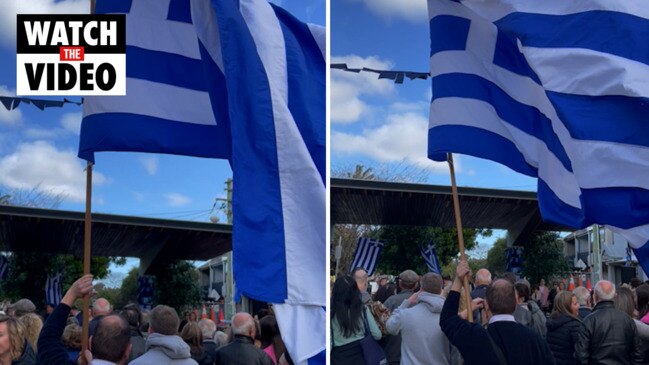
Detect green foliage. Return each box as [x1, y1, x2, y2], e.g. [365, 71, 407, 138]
[521, 232, 570, 286]
[0, 253, 125, 309]
[486, 238, 508, 275]
[116, 267, 139, 308]
[152, 261, 201, 314]
[376, 226, 489, 275]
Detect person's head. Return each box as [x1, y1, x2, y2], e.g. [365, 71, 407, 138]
[45, 303, 55, 314]
[352, 267, 369, 293]
[92, 298, 112, 317]
[378, 276, 388, 286]
[18, 313, 42, 352]
[485, 279, 516, 315]
[8, 299, 36, 317]
[259, 315, 286, 359]
[231, 312, 256, 339]
[62, 323, 82, 350]
[593, 280, 615, 304]
[121, 304, 141, 328]
[0, 315, 26, 362]
[636, 284, 649, 318]
[198, 318, 216, 340]
[552, 291, 579, 318]
[558, 282, 565, 291]
[514, 282, 530, 304]
[180, 321, 203, 355]
[331, 276, 362, 337]
[614, 286, 636, 318]
[149, 305, 180, 336]
[540, 278, 546, 286]
[630, 278, 643, 289]
[420, 273, 443, 295]
[573, 286, 591, 308]
[475, 269, 492, 287]
[214, 330, 229, 347]
[399, 270, 420, 291]
[496, 272, 516, 285]
[90, 315, 131, 364]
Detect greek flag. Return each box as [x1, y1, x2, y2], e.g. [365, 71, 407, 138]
[350, 237, 384, 276]
[427, 1, 649, 274]
[420, 242, 441, 274]
[137, 276, 155, 311]
[45, 273, 62, 306]
[0, 255, 8, 280]
[79, 1, 325, 364]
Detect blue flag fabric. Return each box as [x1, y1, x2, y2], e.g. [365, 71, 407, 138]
[0, 255, 8, 280]
[420, 241, 441, 274]
[137, 276, 155, 311]
[427, 0, 649, 274]
[350, 237, 384, 276]
[80, 1, 325, 363]
[45, 273, 62, 306]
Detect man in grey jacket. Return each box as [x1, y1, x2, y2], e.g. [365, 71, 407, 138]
[130, 305, 197, 365]
[386, 272, 450, 365]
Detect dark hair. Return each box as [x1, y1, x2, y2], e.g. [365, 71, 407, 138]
[420, 273, 443, 295]
[259, 315, 286, 360]
[615, 286, 636, 318]
[92, 315, 130, 363]
[486, 279, 516, 315]
[121, 304, 141, 328]
[637, 284, 649, 319]
[496, 272, 516, 284]
[331, 276, 362, 337]
[180, 321, 203, 356]
[515, 282, 530, 302]
[150, 305, 180, 335]
[630, 278, 643, 289]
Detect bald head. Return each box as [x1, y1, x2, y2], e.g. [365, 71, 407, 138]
[93, 298, 111, 317]
[232, 312, 256, 339]
[475, 269, 492, 286]
[594, 280, 615, 303]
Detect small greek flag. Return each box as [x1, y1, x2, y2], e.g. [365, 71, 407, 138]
[420, 242, 441, 274]
[350, 237, 384, 276]
[45, 273, 62, 306]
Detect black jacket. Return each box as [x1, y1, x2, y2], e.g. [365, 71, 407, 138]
[546, 313, 581, 365]
[440, 290, 555, 365]
[12, 341, 36, 365]
[575, 300, 643, 365]
[214, 335, 272, 365]
[577, 307, 591, 320]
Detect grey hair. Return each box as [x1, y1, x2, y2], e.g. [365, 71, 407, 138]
[573, 286, 590, 306]
[231, 315, 255, 336]
[594, 280, 615, 301]
[198, 318, 216, 339]
[475, 269, 492, 285]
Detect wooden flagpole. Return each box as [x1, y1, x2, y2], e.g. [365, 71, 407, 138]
[447, 153, 473, 322]
[81, 162, 93, 354]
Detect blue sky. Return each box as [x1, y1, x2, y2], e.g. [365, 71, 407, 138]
[330, 0, 538, 251]
[0, 0, 324, 285]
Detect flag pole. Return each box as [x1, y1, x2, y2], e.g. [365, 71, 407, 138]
[447, 153, 473, 322]
[81, 162, 93, 354]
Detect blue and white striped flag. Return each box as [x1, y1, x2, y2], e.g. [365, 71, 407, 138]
[420, 241, 441, 274]
[79, 1, 325, 364]
[427, 0, 649, 274]
[0, 255, 8, 280]
[350, 237, 384, 276]
[45, 273, 62, 306]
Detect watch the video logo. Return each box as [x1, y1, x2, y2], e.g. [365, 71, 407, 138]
[17, 14, 126, 96]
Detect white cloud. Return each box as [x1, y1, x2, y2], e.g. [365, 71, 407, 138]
[332, 110, 448, 172]
[0, 141, 106, 202]
[331, 55, 394, 124]
[164, 193, 191, 207]
[23, 128, 60, 139]
[351, 0, 428, 23]
[60, 112, 82, 134]
[139, 156, 158, 176]
[0, 86, 23, 126]
[132, 192, 145, 203]
[0, 0, 88, 49]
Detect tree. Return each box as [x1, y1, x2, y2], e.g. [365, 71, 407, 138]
[375, 226, 490, 275]
[152, 260, 201, 314]
[521, 231, 570, 287]
[117, 267, 139, 308]
[486, 238, 508, 275]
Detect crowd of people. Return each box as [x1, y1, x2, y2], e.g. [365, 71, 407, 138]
[331, 262, 649, 365]
[0, 274, 293, 365]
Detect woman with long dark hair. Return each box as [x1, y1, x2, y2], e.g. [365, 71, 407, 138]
[546, 291, 581, 365]
[259, 315, 285, 364]
[330, 276, 381, 365]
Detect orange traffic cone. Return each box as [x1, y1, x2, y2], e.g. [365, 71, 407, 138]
[577, 275, 583, 287]
[201, 304, 208, 319]
[218, 307, 225, 325]
[194, 308, 198, 320]
[567, 275, 575, 291]
[586, 277, 592, 290]
[210, 307, 215, 322]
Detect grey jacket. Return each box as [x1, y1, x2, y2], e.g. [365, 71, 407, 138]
[386, 292, 450, 365]
[130, 333, 198, 365]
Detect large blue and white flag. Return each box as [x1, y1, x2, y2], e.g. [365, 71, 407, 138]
[420, 241, 441, 274]
[350, 237, 384, 276]
[45, 273, 62, 306]
[79, 1, 325, 364]
[427, 0, 649, 274]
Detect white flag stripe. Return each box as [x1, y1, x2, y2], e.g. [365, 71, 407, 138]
[191, 0, 225, 71]
[129, 0, 171, 18]
[611, 224, 649, 249]
[456, 0, 649, 22]
[522, 46, 649, 98]
[430, 97, 582, 208]
[126, 14, 201, 60]
[307, 23, 326, 60]
[83, 78, 217, 126]
[350, 238, 384, 276]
